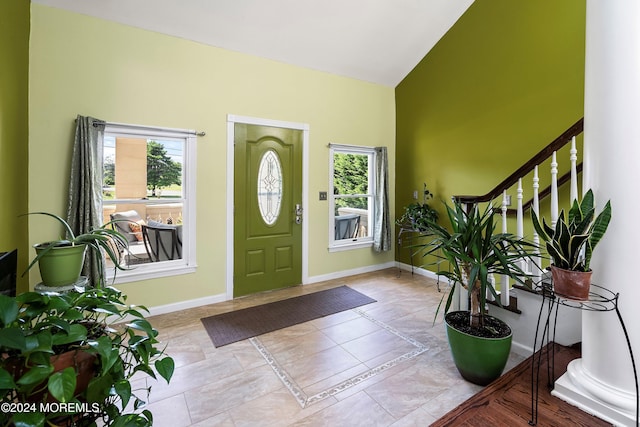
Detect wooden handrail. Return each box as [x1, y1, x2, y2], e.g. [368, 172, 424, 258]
[453, 118, 584, 204]
[506, 162, 583, 215]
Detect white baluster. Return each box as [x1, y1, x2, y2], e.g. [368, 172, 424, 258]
[501, 192, 508, 233]
[532, 166, 542, 283]
[516, 179, 526, 292]
[487, 274, 496, 302]
[570, 136, 578, 204]
[533, 166, 540, 219]
[517, 178, 524, 239]
[458, 203, 470, 312]
[550, 151, 559, 226]
[501, 191, 509, 306]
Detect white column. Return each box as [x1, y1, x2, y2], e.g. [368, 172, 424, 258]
[552, 1, 640, 425]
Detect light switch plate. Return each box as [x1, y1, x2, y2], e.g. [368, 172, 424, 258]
[319, 191, 327, 201]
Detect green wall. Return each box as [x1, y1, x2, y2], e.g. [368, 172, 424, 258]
[0, 0, 30, 294]
[28, 5, 396, 306]
[395, 0, 586, 265]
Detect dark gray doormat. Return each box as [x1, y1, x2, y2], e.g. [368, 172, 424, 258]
[201, 286, 376, 347]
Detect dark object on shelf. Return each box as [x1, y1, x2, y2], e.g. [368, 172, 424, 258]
[0, 249, 17, 297]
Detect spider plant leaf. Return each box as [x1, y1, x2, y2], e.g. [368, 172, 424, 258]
[21, 243, 57, 277]
[22, 212, 76, 240]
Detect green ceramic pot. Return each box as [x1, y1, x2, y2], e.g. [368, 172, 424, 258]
[35, 243, 87, 286]
[445, 311, 513, 386]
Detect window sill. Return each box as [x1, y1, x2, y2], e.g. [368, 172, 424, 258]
[106, 263, 197, 285]
[328, 240, 373, 252]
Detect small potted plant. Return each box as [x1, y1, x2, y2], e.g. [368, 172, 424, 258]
[22, 212, 128, 287]
[418, 201, 538, 385]
[531, 189, 612, 300]
[397, 183, 439, 232]
[0, 286, 175, 426]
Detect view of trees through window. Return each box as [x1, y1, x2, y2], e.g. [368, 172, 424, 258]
[333, 152, 369, 212]
[146, 141, 182, 197]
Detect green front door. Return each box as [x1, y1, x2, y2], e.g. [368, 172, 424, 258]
[234, 123, 302, 297]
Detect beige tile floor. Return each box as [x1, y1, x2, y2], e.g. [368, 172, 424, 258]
[138, 268, 524, 426]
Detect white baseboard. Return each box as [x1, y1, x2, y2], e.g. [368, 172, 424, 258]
[395, 261, 442, 281]
[510, 340, 534, 357]
[146, 293, 227, 317]
[142, 263, 398, 318]
[306, 261, 397, 284]
[133, 262, 400, 320]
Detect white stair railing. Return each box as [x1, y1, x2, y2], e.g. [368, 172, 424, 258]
[503, 138, 581, 294]
[454, 118, 584, 308]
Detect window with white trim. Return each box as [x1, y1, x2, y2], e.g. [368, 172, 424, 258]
[329, 145, 375, 251]
[102, 124, 197, 283]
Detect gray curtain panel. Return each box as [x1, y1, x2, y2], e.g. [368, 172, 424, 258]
[66, 115, 106, 286]
[373, 146, 391, 252]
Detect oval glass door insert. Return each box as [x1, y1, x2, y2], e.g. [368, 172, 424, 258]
[257, 150, 283, 225]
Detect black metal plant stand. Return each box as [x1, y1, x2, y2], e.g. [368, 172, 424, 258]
[529, 283, 638, 427]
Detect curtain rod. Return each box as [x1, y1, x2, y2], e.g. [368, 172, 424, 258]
[327, 142, 379, 151]
[83, 119, 206, 137]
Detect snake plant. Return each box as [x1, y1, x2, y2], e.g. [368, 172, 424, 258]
[531, 189, 611, 272]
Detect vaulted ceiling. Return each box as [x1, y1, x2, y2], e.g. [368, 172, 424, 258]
[32, 0, 474, 87]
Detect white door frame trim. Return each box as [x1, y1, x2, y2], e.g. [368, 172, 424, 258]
[226, 114, 310, 300]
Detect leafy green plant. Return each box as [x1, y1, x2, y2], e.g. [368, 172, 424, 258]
[531, 189, 611, 272]
[397, 183, 439, 232]
[22, 212, 129, 283]
[419, 201, 538, 331]
[0, 287, 175, 427]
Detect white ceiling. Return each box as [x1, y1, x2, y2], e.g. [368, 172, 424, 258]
[32, 0, 474, 87]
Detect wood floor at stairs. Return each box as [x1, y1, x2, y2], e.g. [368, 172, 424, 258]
[431, 343, 612, 427]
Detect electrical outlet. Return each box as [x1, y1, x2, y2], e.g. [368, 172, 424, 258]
[413, 190, 418, 200]
[319, 191, 327, 201]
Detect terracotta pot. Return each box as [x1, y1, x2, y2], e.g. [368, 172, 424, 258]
[550, 265, 592, 300]
[5, 349, 97, 402]
[49, 350, 97, 400]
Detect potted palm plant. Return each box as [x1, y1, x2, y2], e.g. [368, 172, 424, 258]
[0, 286, 175, 427]
[531, 189, 612, 300]
[22, 212, 128, 288]
[419, 201, 538, 385]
